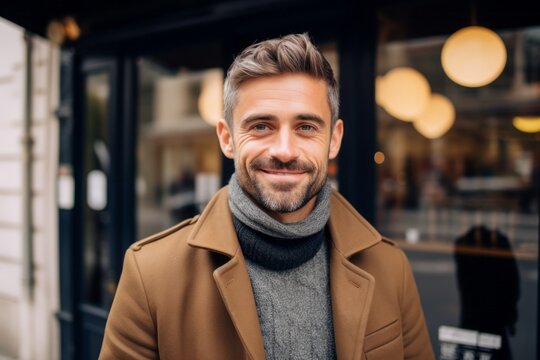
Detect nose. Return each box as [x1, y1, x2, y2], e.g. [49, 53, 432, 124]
[268, 128, 299, 163]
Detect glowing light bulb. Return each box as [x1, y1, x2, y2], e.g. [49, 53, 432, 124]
[413, 94, 455, 139]
[512, 116, 540, 133]
[198, 69, 223, 126]
[378, 67, 431, 121]
[374, 151, 386, 164]
[442, 26, 506, 87]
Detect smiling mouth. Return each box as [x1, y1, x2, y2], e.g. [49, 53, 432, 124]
[250, 158, 313, 178]
[260, 169, 306, 175]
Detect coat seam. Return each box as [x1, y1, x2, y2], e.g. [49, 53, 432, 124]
[365, 318, 399, 338]
[399, 249, 406, 317]
[130, 249, 158, 336]
[351, 262, 375, 360]
[365, 332, 402, 354]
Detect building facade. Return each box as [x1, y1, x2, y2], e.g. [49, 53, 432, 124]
[0, 18, 60, 360]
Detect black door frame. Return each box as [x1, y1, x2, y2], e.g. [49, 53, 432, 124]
[78, 57, 119, 360]
[58, 51, 139, 359]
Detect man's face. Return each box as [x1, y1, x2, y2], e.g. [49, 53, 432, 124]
[217, 73, 343, 222]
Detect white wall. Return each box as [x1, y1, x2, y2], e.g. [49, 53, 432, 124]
[0, 18, 60, 360]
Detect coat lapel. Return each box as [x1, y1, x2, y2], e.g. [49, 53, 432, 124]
[188, 187, 383, 360]
[213, 254, 266, 360]
[328, 191, 381, 359]
[329, 246, 375, 359]
[187, 188, 266, 360]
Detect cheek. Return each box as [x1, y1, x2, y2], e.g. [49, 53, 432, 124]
[236, 139, 268, 159]
[304, 142, 330, 163]
[234, 144, 262, 168]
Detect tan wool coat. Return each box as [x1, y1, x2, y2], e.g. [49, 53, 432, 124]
[99, 187, 435, 360]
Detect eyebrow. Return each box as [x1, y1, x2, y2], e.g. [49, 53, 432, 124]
[297, 114, 326, 127]
[240, 114, 276, 126]
[240, 113, 327, 127]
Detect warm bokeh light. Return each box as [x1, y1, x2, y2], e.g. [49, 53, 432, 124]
[441, 26, 506, 87]
[46, 20, 65, 44]
[63, 16, 81, 41]
[198, 69, 223, 126]
[328, 161, 338, 176]
[47, 16, 81, 43]
[375, 75, 387, 108]
[413, 94, 455, 139]
[378, 67, 431, 121]
[374, 151, 386, 164]
[512, 116, 540, 133]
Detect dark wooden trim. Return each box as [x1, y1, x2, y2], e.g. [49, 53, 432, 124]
[337, 3, 377, 224]
[120, 56, 137, 257]
[58, 47, 82, 360]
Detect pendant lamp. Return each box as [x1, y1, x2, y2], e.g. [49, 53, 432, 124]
[513, 116, 540, 133]
[413, 94, 455, 139]
[198, 69, 223, 126]
[377, 67, 431, 121]
[441, 26, 506, 87]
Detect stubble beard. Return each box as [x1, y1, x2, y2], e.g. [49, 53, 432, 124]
[235, 157, 327, 214]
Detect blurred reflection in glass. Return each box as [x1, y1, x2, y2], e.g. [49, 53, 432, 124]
[137, 57, 223, 239]
[83, 73, 113, 307]
[454, 226, 520, 359]
[376, 17, 539, 359]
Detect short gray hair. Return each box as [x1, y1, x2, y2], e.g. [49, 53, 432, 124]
[223, 33, 339, 126]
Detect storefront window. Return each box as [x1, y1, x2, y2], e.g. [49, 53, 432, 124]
[376, 17, 539, 360]
[83, 72, 112, 307]
[136, 52, 223, 239]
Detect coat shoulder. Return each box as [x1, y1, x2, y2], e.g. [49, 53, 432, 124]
[381, 236, 397, 247]
[358, 236, 406, 267]
[130, 215, 200, 252]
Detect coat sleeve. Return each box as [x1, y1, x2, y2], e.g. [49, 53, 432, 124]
[99, 249, 158, 359]
[399, 250, 435, 360]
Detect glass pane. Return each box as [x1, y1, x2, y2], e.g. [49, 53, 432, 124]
[136, 57, 223, 239]
[83, 72, 113, 307]
[376, 17, 539, 360]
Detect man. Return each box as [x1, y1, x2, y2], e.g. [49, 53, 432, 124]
[100, 33, 434, 359]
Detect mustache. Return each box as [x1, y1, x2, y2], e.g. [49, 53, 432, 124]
[250, 158, 314, 172]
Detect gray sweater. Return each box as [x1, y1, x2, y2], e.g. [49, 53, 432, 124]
[245, 240, 336, 360]
[233, 217, 336, 360]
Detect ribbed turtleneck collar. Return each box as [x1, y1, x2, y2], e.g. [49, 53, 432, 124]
[233, 216, 326, 270]
[227, 173, 331, 270]
[227, 173, 331, 239]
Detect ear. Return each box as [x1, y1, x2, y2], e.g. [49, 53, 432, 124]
[216, 119, 234, 159]
[329, 119, 344, 160]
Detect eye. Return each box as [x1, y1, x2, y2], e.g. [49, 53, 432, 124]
[250, 122, 273, 133]
[298, 124, 316, 132]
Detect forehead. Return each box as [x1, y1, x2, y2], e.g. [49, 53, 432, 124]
[232, 73, 331, 122]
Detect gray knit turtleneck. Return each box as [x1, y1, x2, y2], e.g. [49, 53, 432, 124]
[228, 173, 331, 239]
[228, 174, 336, 360]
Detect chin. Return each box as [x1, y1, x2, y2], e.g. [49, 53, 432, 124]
[258, 189, 312, 213]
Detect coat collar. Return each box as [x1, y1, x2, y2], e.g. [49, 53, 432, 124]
[326, 191, 381, 359]
[187, 186, 382, 359]
[327, 190, 382, 257]
[187, 187, 239, 257]
[187, 186, 382, 258]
